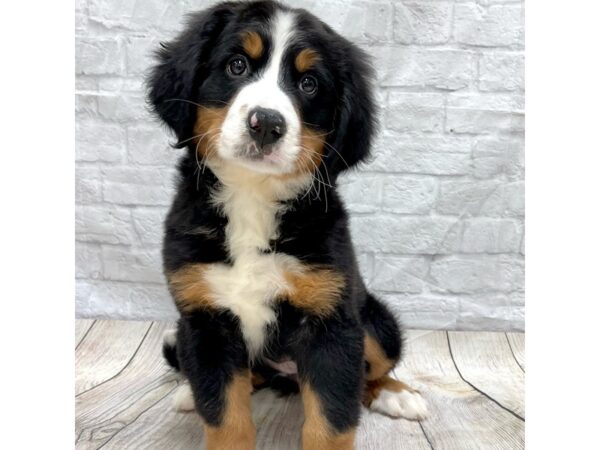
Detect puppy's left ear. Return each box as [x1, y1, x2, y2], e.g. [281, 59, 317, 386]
[325, 43, 377, 176]
[146, 4, 236, 147]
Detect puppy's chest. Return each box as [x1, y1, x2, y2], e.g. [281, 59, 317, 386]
[204, 182, 299, 354]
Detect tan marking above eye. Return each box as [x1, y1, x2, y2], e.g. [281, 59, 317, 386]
[295, 48, 320, 72]
[241, 31, 264, 59]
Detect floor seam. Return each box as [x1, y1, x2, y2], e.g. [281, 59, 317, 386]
[446, 331, 525, 422]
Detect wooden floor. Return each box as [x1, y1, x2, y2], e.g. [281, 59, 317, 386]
[75, 320, 525, 449]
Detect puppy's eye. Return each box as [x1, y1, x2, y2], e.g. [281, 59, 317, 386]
[227, 56, 249, 77]
[299, 75, 318, 95]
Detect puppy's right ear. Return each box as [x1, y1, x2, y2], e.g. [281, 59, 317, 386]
[147, 3, 236, 147]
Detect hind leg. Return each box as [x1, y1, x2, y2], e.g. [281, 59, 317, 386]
[361, 294, 428, 420]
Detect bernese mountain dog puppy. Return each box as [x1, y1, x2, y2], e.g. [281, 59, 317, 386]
[147, 1, 427, 448]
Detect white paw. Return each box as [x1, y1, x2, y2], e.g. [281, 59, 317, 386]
[172, 383, 195, 412]
[370, 389, 428, 420]
[163, 329, 177, 347]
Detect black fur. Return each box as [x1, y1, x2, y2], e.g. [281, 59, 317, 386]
[147, 0, 401, 437]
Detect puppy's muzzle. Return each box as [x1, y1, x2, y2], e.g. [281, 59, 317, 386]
[247, 107, 287, 153]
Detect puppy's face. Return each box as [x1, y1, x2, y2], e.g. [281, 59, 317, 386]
[149, 1, 375, 178]
[197, 12, 335, 175]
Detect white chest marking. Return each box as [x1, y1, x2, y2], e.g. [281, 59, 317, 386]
[204, 164, 310, 356]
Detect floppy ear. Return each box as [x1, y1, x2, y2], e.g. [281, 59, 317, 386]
[147, 4, 236, 147]
[325, 43, 377, 176]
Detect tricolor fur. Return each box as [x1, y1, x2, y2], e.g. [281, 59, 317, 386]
[148, 1, 427, 448]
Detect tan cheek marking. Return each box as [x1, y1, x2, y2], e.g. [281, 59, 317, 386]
[295, 48, 320, 72]
[167, 264, 216, 312]
[193, 106, 228, 160]
[205, 371, 256, 450]
[364, 334, 395, 381]
[283, 267, 344, 317]
[275, 126, 326, 182]
[241, 31, 263, 59]
[301, 384, 356, 450]
[363, 375, 417, 407]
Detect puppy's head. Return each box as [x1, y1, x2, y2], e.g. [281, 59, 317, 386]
[148, 0, 376, 179]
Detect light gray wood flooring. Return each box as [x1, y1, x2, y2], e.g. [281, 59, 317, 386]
[75, 320, 525, 449]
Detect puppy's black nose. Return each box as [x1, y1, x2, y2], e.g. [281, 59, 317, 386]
[247, 107, 286, 147]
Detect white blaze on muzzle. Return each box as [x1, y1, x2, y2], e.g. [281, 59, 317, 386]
[217, 11, 301, 175]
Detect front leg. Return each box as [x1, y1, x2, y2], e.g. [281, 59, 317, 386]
[177, 311, 256, 450]
[296, 314, 364, 450]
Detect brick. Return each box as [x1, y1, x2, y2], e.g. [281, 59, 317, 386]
[288, 0, 393, 43]
[75, 205, 133, 244]
[381, 293, 461, 330]
[76, 120, 126, 163]
[438, 180, 524, 217]
[350, 215, 461, 254]
[381, 176, 437, 214]
[386, 92, 445, 133]
[430, 255, 524, 293]
[371, 256, 429, 293]
[97, 77, 144, 93]
[373, 47, 476, 90]
[76, 280, 178, 320]
[394, 2, 453, 44]
[338, 173, 382, 213]
[472, 137, 524, 180]
[75, 0, 88, 33]
[479, 52, 525, 91]
[368, 134, 472, 175]
[76, 166, 102, 205]
[132, 208, 166, 245]
[75, 37, 123, 75]
[76, 77, 97, 91]
[97, 93, 150, 122]
[75, 94, 98, 117]
[458, 292, 525, 331]
[454, 4, 524, 47]
[460, 218, 523, 253]
[76, 242, 103, 280]
[89, 0, 189, 32]
[446, 93, 524, 134]
[127, 125, 180, 166]
[437, 180, 500, 215]
[102, 167, 176, 206]
[479, 181, 524, 216]
[125, 36, 158, 75]
[102, 245, 163, 283]
[342, 1, 394, 43]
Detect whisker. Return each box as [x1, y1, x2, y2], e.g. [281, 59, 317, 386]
[321, 140, 350, 169]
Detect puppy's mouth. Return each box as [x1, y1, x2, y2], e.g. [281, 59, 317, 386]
[240, 142, 283, 163]
[229, 139, 295, 174]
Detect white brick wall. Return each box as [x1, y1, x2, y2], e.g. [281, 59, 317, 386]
[75, 0, 525, 331]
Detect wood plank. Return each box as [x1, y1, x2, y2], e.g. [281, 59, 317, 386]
[75, 319, 95, 348]
[399, 330, 524, 450]
[506, 332, 525, 371]
[75, 321, 178, 449]
[99, 386, 305, 449]
[75, 320, 151, 396]
[99, 371, 431, 449]
[448, 331, 525, 419]
[74, 323, 526, 449]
